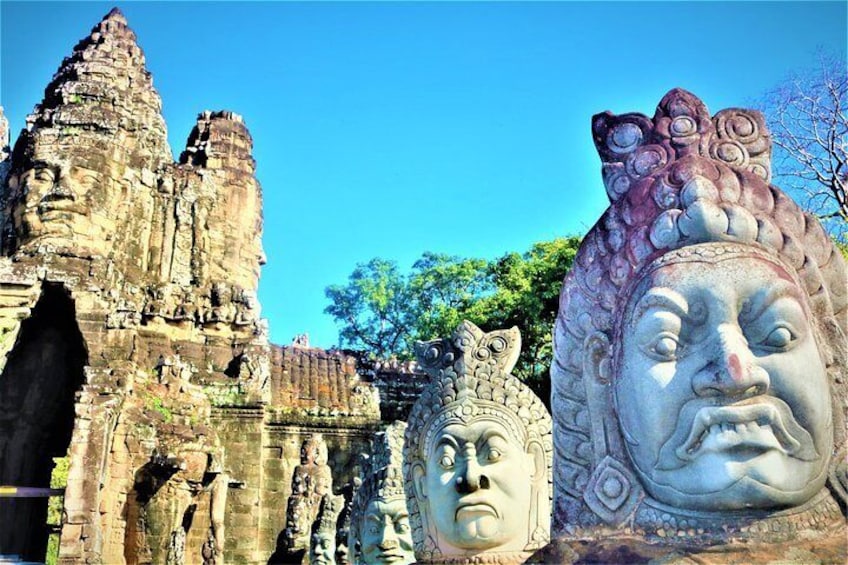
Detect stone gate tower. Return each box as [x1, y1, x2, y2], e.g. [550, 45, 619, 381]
[0, 8, 425, 564]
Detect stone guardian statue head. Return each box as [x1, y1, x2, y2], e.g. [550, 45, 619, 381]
[404, 321, 553, 564]
[312, 493, 345, 565]
[349, 421, 414, 565]
[551, 88, 847, 541]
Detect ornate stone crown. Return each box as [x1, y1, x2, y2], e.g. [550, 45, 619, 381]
[313, 493, 344, 539]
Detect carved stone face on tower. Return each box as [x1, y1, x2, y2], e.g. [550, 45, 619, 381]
[3, 8, 169, 264]
[616, 248, 832, 510]
[404, 322, 552, 563]
[550, 88, 847, 541]
[10, 145, 128, 258]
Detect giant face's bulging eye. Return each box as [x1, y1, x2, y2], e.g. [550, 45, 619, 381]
[33, 168, 55, 183]
[434, 442, 457, 470]
[643, 332, 680, 361]
[655, 336, 678, 357]
[395, 518, 410, 534]
[761, 325, 796, 350]
[746, 295, 808, 353]
[439, 454, 455, 470]
[76, 172, 99, 190]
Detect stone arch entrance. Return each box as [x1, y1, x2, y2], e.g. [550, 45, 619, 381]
[0, 283, 88, 561]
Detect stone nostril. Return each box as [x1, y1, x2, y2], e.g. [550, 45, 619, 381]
[702, 386, 723, 398]
[479, 475, 490, 489]
[456, 473, 480, 493]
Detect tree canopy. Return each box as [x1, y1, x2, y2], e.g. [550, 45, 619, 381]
[324, 236, 581, 402]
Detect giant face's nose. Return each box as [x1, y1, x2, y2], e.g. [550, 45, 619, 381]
[42, 168, 76, 202]
[377, 520, 400, 550]
[455, 456, 490, 494]
[692, 323, 770, 398]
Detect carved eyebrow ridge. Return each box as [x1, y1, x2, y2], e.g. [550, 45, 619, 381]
[436, 435, 459, 450]
[632, 288, 689, 321]
[475, 430, 509, 453]
[740, 281, 805, 324]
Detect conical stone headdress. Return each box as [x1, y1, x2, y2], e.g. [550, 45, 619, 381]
[13, 7, 171, 171]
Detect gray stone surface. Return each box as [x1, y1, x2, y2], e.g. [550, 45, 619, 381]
[311, 493, 345, 565]
[282, 434, 334, 558]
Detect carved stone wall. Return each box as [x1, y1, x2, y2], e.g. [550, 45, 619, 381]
[272, 346, 380, 418]
[262, 419, 380, 561]
[361, 358, 428, 422]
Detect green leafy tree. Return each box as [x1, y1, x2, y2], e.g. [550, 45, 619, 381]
[409, 252, 492, 345]
[324, 258, 415, 358]
[467, 237, 581, 400]
[325, 237, 582, 404]
[324, 255, 492, 358]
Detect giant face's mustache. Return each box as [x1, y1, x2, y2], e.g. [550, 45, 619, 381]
[655, 396, 819, 471]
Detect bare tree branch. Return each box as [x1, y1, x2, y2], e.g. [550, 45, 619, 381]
[757, 50, 848, 239]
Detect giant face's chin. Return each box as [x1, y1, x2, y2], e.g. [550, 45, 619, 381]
[453, 503, 501, 545]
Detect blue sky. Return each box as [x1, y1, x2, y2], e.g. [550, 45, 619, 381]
[2, 1, 846, 349]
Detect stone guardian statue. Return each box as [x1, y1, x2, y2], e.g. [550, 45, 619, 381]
[311, 493, 345, 565]
[283, 434, 334, 559]
[349, 421, 414, 565]
[542, 89, 847, 562]
[403, 321, 553, 564]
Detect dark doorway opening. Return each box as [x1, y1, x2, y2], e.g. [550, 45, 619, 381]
[0, 283, 88, 561]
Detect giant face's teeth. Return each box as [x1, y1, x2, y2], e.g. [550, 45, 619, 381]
[688, 431, 707, 454]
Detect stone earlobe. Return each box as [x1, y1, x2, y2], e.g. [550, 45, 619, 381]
[412, 463, 427, 500]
